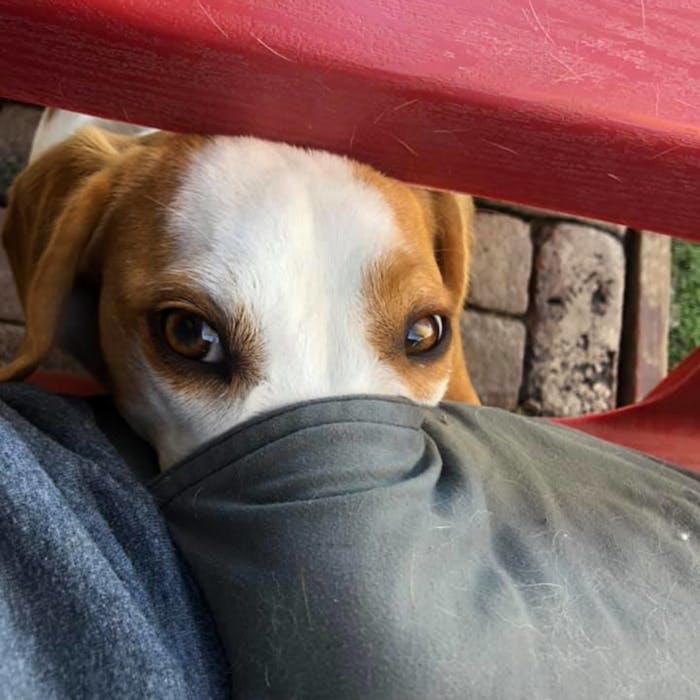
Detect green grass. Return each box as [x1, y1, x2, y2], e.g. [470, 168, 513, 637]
[669, 239, 700, 368]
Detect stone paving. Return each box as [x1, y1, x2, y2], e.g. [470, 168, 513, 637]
[462, 207, 627, 415]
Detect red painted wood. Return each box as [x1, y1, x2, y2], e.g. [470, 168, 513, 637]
[1, 0, 700, 241]
[554, 345, 700, 473]
[25, 370, 106, 397]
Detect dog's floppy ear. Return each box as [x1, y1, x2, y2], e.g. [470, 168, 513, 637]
[424, 189, 474, 305]
[0, 128, 133, 381]
[418, 189, 480, 404]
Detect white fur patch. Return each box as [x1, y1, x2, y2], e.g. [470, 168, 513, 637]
[144, 137, 413, 465]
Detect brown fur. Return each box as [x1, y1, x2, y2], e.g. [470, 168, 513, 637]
[0, 129, 479, 422]
[0, 128, 208, 390]
[354, 164, 480, 404]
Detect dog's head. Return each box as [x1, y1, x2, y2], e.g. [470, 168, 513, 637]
[1, 128, 478, 466]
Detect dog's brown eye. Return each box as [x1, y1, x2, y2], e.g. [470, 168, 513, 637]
[161, 309, 224, 363]
[405, 315, 446, 355]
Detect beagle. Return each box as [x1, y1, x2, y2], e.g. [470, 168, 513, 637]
[0, 109, 479, 468]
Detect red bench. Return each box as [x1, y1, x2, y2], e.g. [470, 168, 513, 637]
[1, 0, 698, 469]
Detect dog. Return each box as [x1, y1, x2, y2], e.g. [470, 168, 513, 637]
[0, 108, 479, 468]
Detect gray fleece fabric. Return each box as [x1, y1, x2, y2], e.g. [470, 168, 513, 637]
[1, 385, 700, 699]
[0, 383, 227, 699]
[153, 396, 700, 700]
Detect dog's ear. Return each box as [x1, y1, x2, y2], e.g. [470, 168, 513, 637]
[422, 189, 474, 305]
[0, 127, 134, 381]
[417, 189, 480, 404]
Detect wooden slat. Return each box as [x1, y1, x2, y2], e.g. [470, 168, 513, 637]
[1, 0, 700, 241]
[618, 230, 672, 405]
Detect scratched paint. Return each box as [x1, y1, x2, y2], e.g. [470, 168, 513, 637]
[1, 0, 700, 240]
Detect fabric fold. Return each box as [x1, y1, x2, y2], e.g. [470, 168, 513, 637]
[152, 396, 700, 699]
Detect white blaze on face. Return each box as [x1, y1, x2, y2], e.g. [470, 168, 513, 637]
[151, 137, 409, 462]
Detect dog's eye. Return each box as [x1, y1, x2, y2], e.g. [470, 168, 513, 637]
[405, 315, 447, 355]
[161, 310, 225, 363]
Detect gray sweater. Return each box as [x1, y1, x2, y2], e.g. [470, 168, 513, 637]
[1, 385, 699, 699]
[0, 383, 227, 699]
